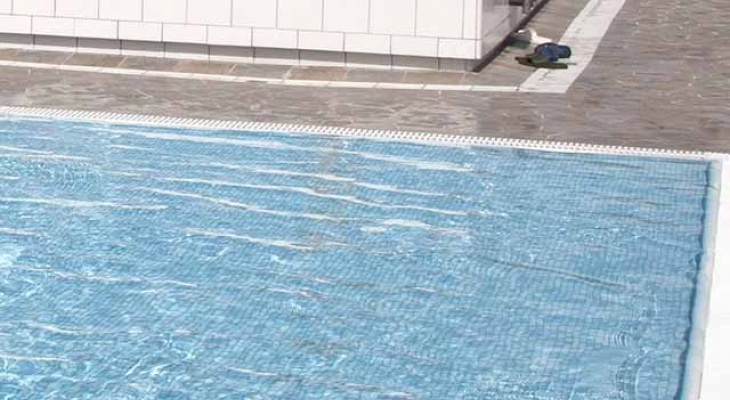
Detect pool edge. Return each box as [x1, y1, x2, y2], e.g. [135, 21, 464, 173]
[695, 157, 730, 400]
[0, 106, 724, 160]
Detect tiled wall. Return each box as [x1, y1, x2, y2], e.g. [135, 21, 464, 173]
[481, 0, 516, 56]
[0, 0, 528, 70]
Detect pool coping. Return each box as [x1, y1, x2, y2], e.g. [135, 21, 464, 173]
[0, 106, 727, 400]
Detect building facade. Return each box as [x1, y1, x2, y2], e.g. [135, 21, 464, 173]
[0, 0, 536, 71]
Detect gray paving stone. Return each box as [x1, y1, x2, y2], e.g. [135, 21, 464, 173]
[0, 48, 19, 61]
[403, 72, 464, 85]
[229, 64, 292, 79]
[117, 56, 178, 71]
[171, 60, 236, 75]
[289, 66, 348, 81]
[344, 69, 406, 83]
[11, 50, 73, 65]
[64, 54, 125, 68]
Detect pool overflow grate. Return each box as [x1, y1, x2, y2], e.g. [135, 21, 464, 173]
[0, 106, 725, 162]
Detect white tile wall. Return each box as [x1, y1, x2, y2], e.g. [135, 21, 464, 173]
[163, 24, 207, 44]
[232, 0, 276, 28]
[99, 0, 142, 21]
[298, 31, 343, 52]
[323, 0, 369, 33]
[0, 0, 514, 66]
[144, 0, 187, 24]
[187, 0, 232, 26]
[345, 33, 390, 54]
[0, 0, 11, 14]
[391, 36, 437, 57]
[416, 0, 463, 38]
[74, 18, 117, 39]
[56, 0, 99, 19]
[253, 28, 297, 49]
[13, 0, 55, 17]
[0, 15, 31, 34]
[277, 0, 323, 31]
[208, 26, 252, 47]
[438, 38, 477, 59]
[463, 0, 480, 39]
[119, 21, 162, 41]
[370, 0, 416, 36]
[33, 17, 75, 36]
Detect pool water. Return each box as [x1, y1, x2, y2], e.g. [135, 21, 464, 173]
[0, 118, 713, 400]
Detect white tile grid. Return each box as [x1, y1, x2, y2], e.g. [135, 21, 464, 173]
[0, 0, 487, 61]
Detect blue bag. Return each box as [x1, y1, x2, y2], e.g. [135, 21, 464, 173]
[534, 43, 572, 62]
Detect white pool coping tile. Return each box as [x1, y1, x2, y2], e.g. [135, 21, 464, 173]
[98, 67, 147, 75]
[326, 81, 378, 89]
[374, 82, 425, 90]
[472, 85, 519, 92]
[700, 159, 730, 400]
[423, 84, 473, 91]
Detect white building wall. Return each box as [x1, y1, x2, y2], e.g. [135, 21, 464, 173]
[0, 0, 528, 70]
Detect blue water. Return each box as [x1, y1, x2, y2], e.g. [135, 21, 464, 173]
[0, 118, 712, 400]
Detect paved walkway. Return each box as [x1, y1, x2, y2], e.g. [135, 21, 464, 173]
[0, 0, 728, 153]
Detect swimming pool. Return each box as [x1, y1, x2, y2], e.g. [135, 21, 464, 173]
[0, 111, 725, 400]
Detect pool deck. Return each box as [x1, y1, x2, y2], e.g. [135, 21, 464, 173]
[0, 0, 727, 154]
[0, 0, 728, 398]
